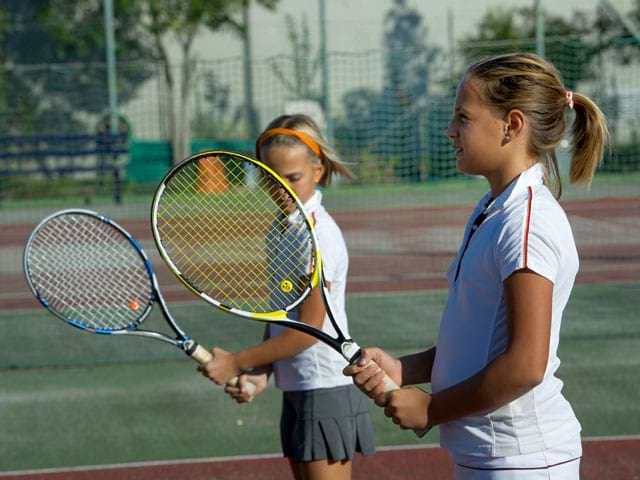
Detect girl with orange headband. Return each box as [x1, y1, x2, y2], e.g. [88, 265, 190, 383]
[199, 114, 374, 480]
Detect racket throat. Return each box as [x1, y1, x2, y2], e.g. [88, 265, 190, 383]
[341, 340, 362, 364]
[182, 338, 197, 354]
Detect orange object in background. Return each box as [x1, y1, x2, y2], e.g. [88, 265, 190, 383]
[198, 156, 228, 193]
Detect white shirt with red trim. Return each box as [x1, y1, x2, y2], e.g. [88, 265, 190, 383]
[431, 163, 581, 459]
[269, 190, 353, 391]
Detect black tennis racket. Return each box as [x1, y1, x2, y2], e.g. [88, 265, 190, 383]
[151, 151, 409, 406]
[23, 208, 252, 393]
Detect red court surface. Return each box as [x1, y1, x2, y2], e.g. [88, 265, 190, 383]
[1, 437, 638, 480]
[2, 197, 639, 311]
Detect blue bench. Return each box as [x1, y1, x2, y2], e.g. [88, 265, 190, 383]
[0, 133, 128, 204]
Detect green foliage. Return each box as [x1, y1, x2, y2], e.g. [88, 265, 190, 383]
[335, 1, 440, 184]
[354, 153, 399, 184]
[192, 70, 245, 139]
[592, 0, 640, 64]
[459, 6, 593, 90]
[383, 0, 439, 97]
[271, 13, 321, 102]
[602, 141, 640, 173]
[0, 0, 155, 136]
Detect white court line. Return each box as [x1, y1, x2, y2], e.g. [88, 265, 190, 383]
[1, 436, 639, 477]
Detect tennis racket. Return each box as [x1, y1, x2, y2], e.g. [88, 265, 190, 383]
[150, 151, 425, 433]
[23, 208, 253, 394]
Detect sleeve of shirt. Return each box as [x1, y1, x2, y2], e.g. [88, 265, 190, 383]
[495, 194, 561, 284]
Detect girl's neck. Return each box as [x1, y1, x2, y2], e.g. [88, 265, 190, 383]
[486, 161, 534, 198]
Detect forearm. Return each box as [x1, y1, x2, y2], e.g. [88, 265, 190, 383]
[234, 329, 318, 371]
[427, 350, 542, 428]
[399, 346, 436, 386]
[249, 363, 273, 377]
[235, 287, 325, 371]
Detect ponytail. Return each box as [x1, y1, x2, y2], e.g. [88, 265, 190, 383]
[569, 92, 610, 186]
[466, 53, 610, 198]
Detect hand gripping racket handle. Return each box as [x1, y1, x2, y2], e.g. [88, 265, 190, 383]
[188, 344, 257, 397]
[368, 361, 429, 438]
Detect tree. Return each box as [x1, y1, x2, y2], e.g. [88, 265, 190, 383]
[589, 1, 640, 168]
[218, 0, 280, 141]
[334, 0, 440, 183]
[0, 0, 154, 136]
[383, 0, 436, 105]
[380, 0, 438, 181]
[192, 69, 243, 140]
[140, 0, 279, 161]
[137, 0, 237, 161]
[37, 0, 280, 163]
[458, 6, 592, 90]
[271, 13, 321, 103]
[593, 0, 640, 64]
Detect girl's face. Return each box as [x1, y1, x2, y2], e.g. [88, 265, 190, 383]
[446, 76, 509, 178]
[260, 143, 324, 203]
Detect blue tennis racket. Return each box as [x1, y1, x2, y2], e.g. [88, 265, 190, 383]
[23, 208, 253, 395]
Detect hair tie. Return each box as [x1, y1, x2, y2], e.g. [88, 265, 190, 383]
[257, 128, 322, 158]
[565, 91, 574, 110]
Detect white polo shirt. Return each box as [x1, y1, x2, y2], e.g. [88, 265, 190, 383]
[431, 163, 582, 458]
[269, 190, 353, 391]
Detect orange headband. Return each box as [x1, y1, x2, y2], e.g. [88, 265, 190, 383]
[257, 128, 322, 158]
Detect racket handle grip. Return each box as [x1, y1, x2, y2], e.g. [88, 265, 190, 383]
[189, 344, 257, 397]
[362, 359, 399, 392]
[367, 360, 430, 438]
[189, 344, 214, 363]
[379, 370, 400, 393]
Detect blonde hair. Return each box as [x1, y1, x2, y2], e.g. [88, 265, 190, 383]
[466, 52, 609, 198]
[256, 114, 353, 187]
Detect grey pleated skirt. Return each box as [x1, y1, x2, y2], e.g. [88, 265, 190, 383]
[280, 383, 376, 462]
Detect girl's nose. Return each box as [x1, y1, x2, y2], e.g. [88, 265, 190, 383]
[446, 123, 457, 139]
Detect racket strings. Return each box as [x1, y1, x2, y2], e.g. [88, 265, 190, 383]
[156, 154, 315, 313]
[160, 170, 270, 296]
[26, 214, 152, 331]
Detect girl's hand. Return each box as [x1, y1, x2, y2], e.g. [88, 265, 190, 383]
[225, 372, 269, 404]
[343, 347, 402, 399]
[379, 386, 432, 431]
[197, 347, 240, 385]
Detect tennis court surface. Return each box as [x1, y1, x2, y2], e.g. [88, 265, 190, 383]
[1, 438, 638, 479]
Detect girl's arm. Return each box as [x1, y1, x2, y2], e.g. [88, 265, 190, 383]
[400, 347, 437, 385]
[199, 286, 326, 384]
[235, 286, 325, 369]
[382, 269, 552, 430]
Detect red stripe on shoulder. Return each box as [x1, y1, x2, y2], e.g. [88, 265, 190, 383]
[523, 186, 533, 268]
[311, 211, 317, 226]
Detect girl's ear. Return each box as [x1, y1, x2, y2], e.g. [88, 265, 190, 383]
[505, 109, 526, 137]
[313, 160, 325, 184]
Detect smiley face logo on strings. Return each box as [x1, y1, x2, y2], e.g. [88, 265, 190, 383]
[279, 279, 293, 293]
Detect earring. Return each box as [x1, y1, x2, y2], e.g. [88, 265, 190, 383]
[503, 127, 511, 142]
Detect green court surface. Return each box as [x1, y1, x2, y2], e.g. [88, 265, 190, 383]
[1, 282, 639, 471]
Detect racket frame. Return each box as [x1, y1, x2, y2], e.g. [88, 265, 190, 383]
[153, 152, 425, 435]
[23, 209, 205, 359]
[151, 151, 362, 364]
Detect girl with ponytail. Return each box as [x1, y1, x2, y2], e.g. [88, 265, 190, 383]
[345, 52, 608, 479]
